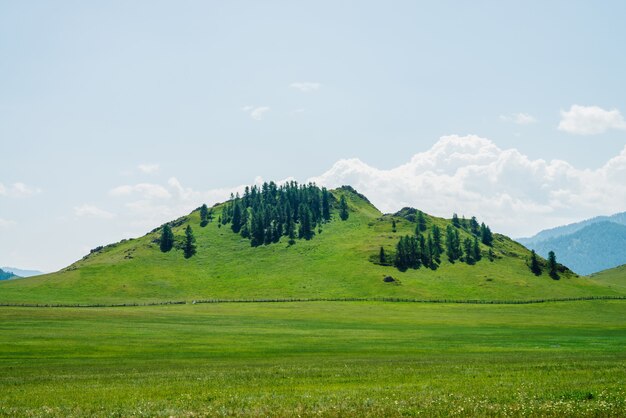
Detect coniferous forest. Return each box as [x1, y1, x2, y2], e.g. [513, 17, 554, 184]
[220, 181, 337, 247]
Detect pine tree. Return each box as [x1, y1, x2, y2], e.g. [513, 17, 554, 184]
[417, 211, 427, 232]
[431, 225, 442, 262]
[548, 250, 558, 279]
[530, 250, 542, 276]
[339, 195, 349, 221]
[463, 237, 474, 265]
[200, 204, 209, 227]
[183, 225, 196, 259]
[217, 216, 222, 228]
[287, 218, 296, 246]
[452, 213, 460, 228]
[392, 219, 397, 233]
[231, 202, 243, 233]
[321, 188, 331, 221]
[159, 224, 174, 252]
[470, 216, 480, 236]
[445, 225, 461, 262]
[298, 205, 314, 240]
[379, 246, 386, 264]
[480, 222, 493, 246]
[472, 236, 481, 262]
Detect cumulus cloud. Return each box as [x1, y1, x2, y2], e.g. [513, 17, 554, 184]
[241, 105, 270, 120]
[500, 113, 536, 125]
[138, 163, 159, 174]
[290, 82, 321, 92]
[74, 204, 115, 219]
[308, 135, 626, 237]
[558, 105, 626, 135]
[0, 182, 41, 197]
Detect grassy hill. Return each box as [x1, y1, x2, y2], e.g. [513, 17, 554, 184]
[589, 264, 626, 292]
[0, 186, 621, 304]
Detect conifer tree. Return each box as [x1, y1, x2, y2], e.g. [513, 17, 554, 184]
[445, 225, 461, 262]
[321, 188, 331, 221]
[470, 216, 480, 236]
[548, 250, 558, 279]
[392, 219, 397, 233]
[530, 249, 542, 276]
[379, 246, 386, 264]
[298, 205, 314, 240]
[432, 225, 443, 259]
[159, 224, 174, 252]
[231, 202, 242, 233]
[480, 222, 493, 246]
[417, 210, 427, 232]
[463, 237, 474, 264]
[452, 213, 460, 228]
[183, 225, 196, 258]
[339, 195, 349, 221]
[472, 236, 481, 262]
[200, 204, 209, 227]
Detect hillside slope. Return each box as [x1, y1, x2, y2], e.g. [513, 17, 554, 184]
[522, 222, 626, 276]
[0, 187, 620, 304]
[588, 264, 626, 292]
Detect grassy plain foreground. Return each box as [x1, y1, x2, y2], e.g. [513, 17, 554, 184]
[1, 301, 624, 417]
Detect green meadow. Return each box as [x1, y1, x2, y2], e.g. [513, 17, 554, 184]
[1, 301, 625, 417]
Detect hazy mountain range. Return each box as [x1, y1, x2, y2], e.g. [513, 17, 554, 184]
[518, 212, 626, 276]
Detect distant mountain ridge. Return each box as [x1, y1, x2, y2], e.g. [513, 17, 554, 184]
[0, 268, 17, 280]
[520, 221, 626, 276]
[1, 267, 44, 278]
[518, 211, 626, 245]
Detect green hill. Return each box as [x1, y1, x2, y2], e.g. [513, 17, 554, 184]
[589, 264, 626, 291]
[0, 185, 621, 304]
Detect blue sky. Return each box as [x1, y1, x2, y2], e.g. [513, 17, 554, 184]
[2, 1, 626, 271]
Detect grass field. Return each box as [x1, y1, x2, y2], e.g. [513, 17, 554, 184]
[1, 300, 624, 417]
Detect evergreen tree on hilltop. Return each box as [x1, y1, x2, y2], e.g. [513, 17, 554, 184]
[469, 216, 480, 236]
[431, 225, 443, 261]
[480, 222, 493, 246]
[445, 225, 461, 262]
[321, 188, 331, 221]
[183, 225, 197, 259]
[200, 204, 210, 227]
[339, 195, 349, 221]
[463, 237, 474, 265]
[416, 210, 427, 232]
[530, 250, 542, 276]
[548, 250, 559, 280]
[231, 202, 243, 233]
[159, 224, 174, 252]
[472, 236, 481, 262]
[452, 213, 461, 228]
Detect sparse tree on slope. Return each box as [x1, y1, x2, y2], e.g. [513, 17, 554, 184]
[548, 250, 558, 279]
[530, 250, 542, 276]
[200, 204, 209, 227]
[159, 224, 174, 253]
[183, 225, 197, 259]
[339, 195, 349, 221]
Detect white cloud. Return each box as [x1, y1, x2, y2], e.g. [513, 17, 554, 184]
[109, 183, 171, 199]
[500, 113, 536, 125]
[0, 218, 16, 228]
[74, 204, 115, 219]
[558, 105, 626, 135]
[250, 106, 270, 121]
[138, 163, 160, 174]
[290, 82, 321, 92]
[308, 135, 626, 237]
[0, 182, 41, 197]
[241, 105, 270, 120]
